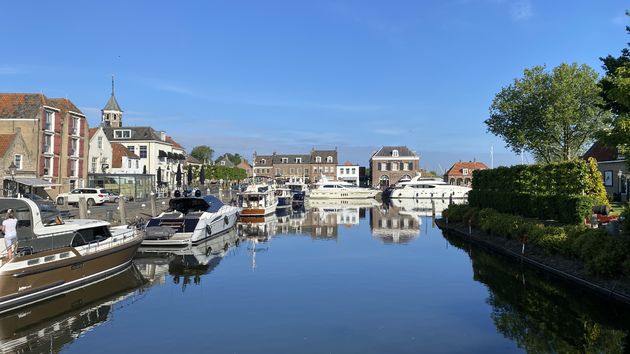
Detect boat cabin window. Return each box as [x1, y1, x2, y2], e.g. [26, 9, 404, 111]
[0, 199, 35, 241]
[169, 198, 210, 214]
[71, 226, 111, 247]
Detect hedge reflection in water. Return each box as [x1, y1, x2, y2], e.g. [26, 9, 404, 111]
[442, 231, 630, 353]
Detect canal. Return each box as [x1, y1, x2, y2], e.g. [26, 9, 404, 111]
[3, 201, 630, 353]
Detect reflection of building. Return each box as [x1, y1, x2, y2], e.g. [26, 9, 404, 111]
[444, 161, 489, 187]
[370, 205, 420, 244]
[370, 146, 420, 189]
[253, 148, 338, 182]
[0, 93, 89, 197]
[583, 142, 628, 202]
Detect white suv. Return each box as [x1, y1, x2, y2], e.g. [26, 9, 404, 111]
[56, 188, 108, 206]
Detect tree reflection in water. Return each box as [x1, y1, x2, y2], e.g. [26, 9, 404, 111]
[442, 231, 630, 353]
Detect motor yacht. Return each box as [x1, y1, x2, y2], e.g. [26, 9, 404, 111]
[237, 184, 278, 216]
[383, 175, 471, 199]
[143, 195, 240, 246]
[286, 179, 309, 202]
[309, 176, 379, 199]
[0, 198, 143, 313]
[274, 187, 293, 208]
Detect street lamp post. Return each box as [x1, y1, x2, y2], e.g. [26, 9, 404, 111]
[8, 162, 17, 198]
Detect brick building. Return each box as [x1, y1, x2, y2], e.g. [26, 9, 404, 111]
[252, 148, 338, 182]
[0, 94, 89, 197]
[444, 161, 489, 187]
[583, 141, 628, 201]
[370, 146, 420, 188]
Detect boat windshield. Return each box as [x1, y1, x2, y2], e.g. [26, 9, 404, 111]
[168, 198, 210, 214]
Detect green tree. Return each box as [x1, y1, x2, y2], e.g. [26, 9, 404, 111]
[215, 153, 242, 165]
[486, 63, 609, 163]
[190, 145, 214, 164]
[599, 15, 630, 164]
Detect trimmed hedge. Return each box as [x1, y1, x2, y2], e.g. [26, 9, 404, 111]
[470, 158, 608, 224]
[445, 205, 630, 277]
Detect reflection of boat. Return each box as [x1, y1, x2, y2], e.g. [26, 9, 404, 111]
[144, 195, 239, 246]
[0, 198, 143, 313]
[389, 198, 466, 217]
[0, 265, 145, 353]
[135, 231, 240, 289]
[237, 184, 278, 216]
[237, 215, 278, 240]
[309, 175, 379, 199]
[306, 198, 380, 209]
[383, 175, 471, 199]
[275, 187, 293, 208]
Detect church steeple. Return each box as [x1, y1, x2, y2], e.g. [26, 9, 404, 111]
[101, 76, 123, 127]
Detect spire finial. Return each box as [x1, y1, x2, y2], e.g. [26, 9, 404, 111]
[111, 75, 115, 95]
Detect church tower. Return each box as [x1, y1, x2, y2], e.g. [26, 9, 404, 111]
[101, 76, 123, 127]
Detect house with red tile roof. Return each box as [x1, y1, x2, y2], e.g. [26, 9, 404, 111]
[444, 161, 490, 187]
[0, 93, 89, 197]
[583, 141, 628, 201]
[110, 143, 141, 174]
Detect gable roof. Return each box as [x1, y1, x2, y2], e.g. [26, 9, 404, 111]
[254, 155, 274, 166]
[0, 93, 84, 119]
[372, 146, 416, 158]
[111, 143, 139, 168]
[311, 150, 337, 163]
[582, 141, 622, 162]
[89, 127, 99, 139]
[216, 156, 235, 167]
[0, 134, 16, 157]
[238, 159, 252, 169]
[445, 161, 490, 177]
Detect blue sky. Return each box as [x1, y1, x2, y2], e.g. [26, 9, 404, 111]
[0, 1, 628, 172]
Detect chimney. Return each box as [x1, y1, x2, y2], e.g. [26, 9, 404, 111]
[160, 131, 166, 141]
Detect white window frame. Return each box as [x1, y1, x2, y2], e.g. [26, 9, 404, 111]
[91, 157, 98, 173]
[44, 157, 52, 176]
[326, 156, 333, 163]
[463, 168, 469, 175]
[295, 157, 302, 163]
[392, 149, 399, 157]
[44, 111, 55, 131]
[114, 129, 131, 139]
[282, 157, 288, 163]
[97, 136, 103, 149]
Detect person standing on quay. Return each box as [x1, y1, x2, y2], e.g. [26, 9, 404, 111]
[1, 209, 18, 260]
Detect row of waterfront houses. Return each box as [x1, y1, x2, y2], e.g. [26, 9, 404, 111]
[0, 83, 190, 200]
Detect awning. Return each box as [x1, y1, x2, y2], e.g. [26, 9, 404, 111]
[4, 177, 61, 187]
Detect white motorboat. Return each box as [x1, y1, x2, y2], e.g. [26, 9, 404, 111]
[237, 184, 278, 216]
[286, 179, 309, 202]
[143, 195, 240, 246]
[275, 187, 293, 208]
[0, 198, 143, 314]
[383, 175, 471, 199]
[309, 176, 379, 199]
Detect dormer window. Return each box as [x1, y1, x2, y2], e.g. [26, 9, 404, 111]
[260, 159, 266, 165]
[315, 156, 321, 163]
[462, 168, 469, 175]
[282, 157, 288, 163]
[221, 161, 226, 166]
[295, 157, 302, 163]
[326, 156, 333, 163]
[114, 130, 131, 139]
[392, 149, 399, 157]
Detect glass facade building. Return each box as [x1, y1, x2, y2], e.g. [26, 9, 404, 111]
[87, 174, 155, 201]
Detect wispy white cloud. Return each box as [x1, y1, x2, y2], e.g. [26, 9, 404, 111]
[0, 66, 21, 75]
[510, 0, 533, 20]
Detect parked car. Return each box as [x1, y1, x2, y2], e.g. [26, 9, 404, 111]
[103, 190, 126, 203]
[56, 188, 108, 206]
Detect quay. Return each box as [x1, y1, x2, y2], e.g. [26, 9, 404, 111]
[436, 218, 630, 306]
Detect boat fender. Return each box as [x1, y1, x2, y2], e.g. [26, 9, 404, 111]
[206, 225, 212, 236]
[224, 243, 229, 251]
[206, 246, 212, 256]
[224, 216, 229, 225]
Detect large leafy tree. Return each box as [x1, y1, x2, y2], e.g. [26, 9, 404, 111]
[190, 145, 214, 164]
[486, 63, 609, 163]
[598, 11, 630, 163]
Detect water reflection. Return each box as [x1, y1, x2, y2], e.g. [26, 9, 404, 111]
[443, 231, 630, 353]
[135, 230, 240, 290]
[0, 265, 145, 353]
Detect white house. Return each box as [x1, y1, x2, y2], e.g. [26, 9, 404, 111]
[336, 162, 360, 186]
[88, 127, 113, 174]
[109, 143, 142, 174]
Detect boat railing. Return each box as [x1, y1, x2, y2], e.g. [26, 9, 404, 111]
[81, 228, 140, 256]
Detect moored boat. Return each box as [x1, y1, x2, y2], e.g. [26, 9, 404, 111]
[286, 179, 309, 202]
[143, 195, 240, 246]
[0, 198, 143, 314]
[383, 175, 471, 199]
[309, 175, 379, 199]
[275, 187, 293, 208]
[237, 184, 278, 216]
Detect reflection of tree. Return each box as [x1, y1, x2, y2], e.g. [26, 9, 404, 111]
[443, 232, 630, 353]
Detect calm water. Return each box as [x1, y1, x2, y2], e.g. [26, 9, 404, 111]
[3, 200, 630, 353]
